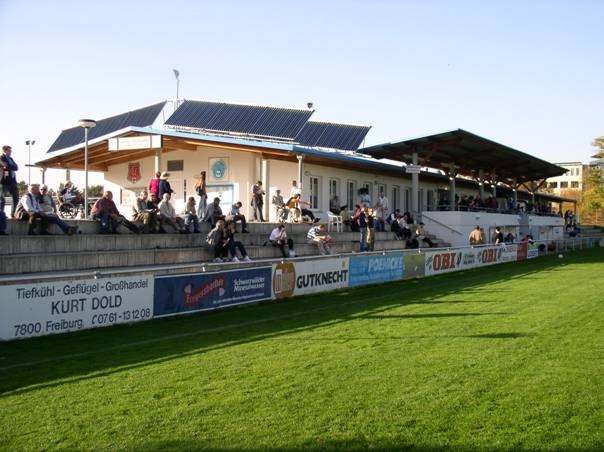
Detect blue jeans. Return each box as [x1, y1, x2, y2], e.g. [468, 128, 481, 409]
[359, 227, 367, 252]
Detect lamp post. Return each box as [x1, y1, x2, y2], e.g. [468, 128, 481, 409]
[173, 69, 180, 110]
[25, 140, 35, 185]
[78, 119, 97, 218]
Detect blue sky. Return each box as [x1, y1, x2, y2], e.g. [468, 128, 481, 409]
[1, 0, 603, 182]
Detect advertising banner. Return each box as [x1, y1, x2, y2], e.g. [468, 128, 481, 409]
[0, 276, 153, 341]
[349, 253, 404, 286]
[272, 257, 349, 299]
[403, 253, 426, 279]
[424, 249, 464, 276]
[154, 267, 272, 316]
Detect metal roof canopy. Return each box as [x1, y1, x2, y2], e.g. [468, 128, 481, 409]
[361, 129, 566, 186]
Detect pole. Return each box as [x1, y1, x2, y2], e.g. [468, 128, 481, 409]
[84, 127, 89, 219]
[28, 143, 31, 185]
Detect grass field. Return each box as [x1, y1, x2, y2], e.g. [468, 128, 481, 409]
[1, 248, 603, 451]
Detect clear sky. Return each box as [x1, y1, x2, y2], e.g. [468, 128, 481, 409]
[1, 0, 603, 187]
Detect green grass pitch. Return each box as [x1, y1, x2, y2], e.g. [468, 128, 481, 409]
[1, 248, 603, 451]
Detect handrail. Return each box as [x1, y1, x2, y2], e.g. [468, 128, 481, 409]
[421, 212, 464, 236]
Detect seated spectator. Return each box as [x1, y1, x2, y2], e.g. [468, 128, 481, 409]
[306, 223, 332, 255]
[226, 201, 249, 233]
[16, 184, 50, 235]
[415, 222, 434, 247]
[183, 196, 200, 233]
[132, 191, 158, 234]
[504, 232, 515, 243]
[287, 194, 319, 223]
[225, 221, 251, 262]
[204, 197, 225, 227]
[60, 180, 84, 206]
[91, 191, 141, 234]
[268, 224, 294, 258]
[386, 209, 400, 230]
[146, 193, 166, 233]
[329, 195, 342, 215]
[394, 213, 412, 241]
[206, 219, 228, 262]
[493, 226, 504, 244]
[158, 193, 188, 233]
[38, 184, 78, 235]
[272, 189, 289, 222]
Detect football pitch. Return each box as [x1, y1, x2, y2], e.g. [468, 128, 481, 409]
[1, 248, 603, 451]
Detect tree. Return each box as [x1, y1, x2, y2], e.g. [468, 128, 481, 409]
[592, 137, 604, 159]
[581, 166, 604, 225]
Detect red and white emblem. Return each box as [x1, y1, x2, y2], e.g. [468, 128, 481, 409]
[127, 162, 141, 183]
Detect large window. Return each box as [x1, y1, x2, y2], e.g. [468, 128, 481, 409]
[391, 185, 400, 211]
[548, 182, 558, 189]
[309, 176, 320, 209]
[571, 181, 579, 188]
[347, 180, 357, 210]
[560, 181, 568, 188]
[362, 182, 373, 204]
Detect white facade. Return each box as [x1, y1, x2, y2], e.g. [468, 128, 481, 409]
[547, 162, 583, 194]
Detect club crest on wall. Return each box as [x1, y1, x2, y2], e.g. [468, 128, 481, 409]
[127, 162, 141, 183]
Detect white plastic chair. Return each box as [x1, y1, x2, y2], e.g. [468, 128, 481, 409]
[327, 211, 343, 232]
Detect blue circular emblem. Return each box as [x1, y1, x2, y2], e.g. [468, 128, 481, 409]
[211, 159, 226, 180]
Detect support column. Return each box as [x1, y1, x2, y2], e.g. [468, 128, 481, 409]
[262, 159, 269, 221]
[297, 154, 304, 199]
[448, 163, 457, 211]
[40, 167, 47, 185]
[411, 152, 419, 217]
[154, 149, 161, 174]
[478, 169, 485, 200]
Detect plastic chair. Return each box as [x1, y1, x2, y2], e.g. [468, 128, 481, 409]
[327, 211, 343, 232]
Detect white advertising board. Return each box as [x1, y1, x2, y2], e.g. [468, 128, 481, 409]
[0, 276, 154, 341]
[272, 257, 349, 299]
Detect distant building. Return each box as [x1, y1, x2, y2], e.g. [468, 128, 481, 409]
[546, 162, 584, 194]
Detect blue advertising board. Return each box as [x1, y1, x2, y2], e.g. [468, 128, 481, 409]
[348, 253, 404, 287]
[154, 267, 272, 316]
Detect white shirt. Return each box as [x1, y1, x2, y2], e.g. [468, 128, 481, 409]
[269, 227, 286, 242]
[290, 185, 301, 197]
[158, 200, 176, 219]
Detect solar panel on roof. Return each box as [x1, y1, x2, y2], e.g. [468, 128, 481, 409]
[165, 100, 313, 140]
[295, 121, 371, 151]
[47, 102, 167, 153]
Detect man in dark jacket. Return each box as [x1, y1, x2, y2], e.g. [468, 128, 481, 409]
[1, 145, 19, 218]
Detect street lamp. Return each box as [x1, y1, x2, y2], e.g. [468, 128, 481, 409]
[25, 140, 35, 185]
[78, 119, 97, 218]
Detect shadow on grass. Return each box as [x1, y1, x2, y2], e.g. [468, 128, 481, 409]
[0, 248, 601, 395]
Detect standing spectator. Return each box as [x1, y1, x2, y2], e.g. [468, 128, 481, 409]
[158, 172, 174, 200]
[374, 191, 389, 232]
[184, 196, 200, 233]
[290, 179, 301, 198]
[251, 180, 265, 222]
[226, 201, 249, 232]
[91, 191, 141, 234]
[204, 197, 225, 227]
[1, 145, 19, 218]
[148, 171, 161, 198]
[306, 223, 332, 255]
[358, 206, 368, 252]
[268, 224, 294, 258]
[359, 187, 371, 207]
[366, 208, 375, 251]
[469, 225, 484, 245]
[290, 194, 318, 223]
[493, 226, 504, 244]
[158, 193, 188, 233]
[132, 191, 158, 234]
[194, 171, 207, 218]
[0, 209, 6, 235]
[416, 222, 434, 247]
[38, 184, 78, 235]
[272, 189, 289, 222]
[225, 221, 251, 262]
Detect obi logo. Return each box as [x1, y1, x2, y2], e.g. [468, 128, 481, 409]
[273, 262, 296, 299]
[183, 276, 225, 307]
[479, 248, 503, 263]
[427, 252, 461, 271]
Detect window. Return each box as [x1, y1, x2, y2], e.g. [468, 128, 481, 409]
[427, 190, 435, 210]
[167, 160, 184, 172]
[404, 188, 411, 212]
[391, 185, 400, 211]
[347, 180, 356, 210]
[329, 179, 339, 200]
[362, 182, 373, 203]
[377, 184, 386, 198]
[548, 182, 558, 189]
[571, 181, 579, 188]
[309, 176, 320, 209]
[560, 181, 568, 188]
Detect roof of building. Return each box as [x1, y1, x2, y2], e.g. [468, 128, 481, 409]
[47, 102, 167, 153]
[361, 129, 566, 185]
[295, 121, 371, 151]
